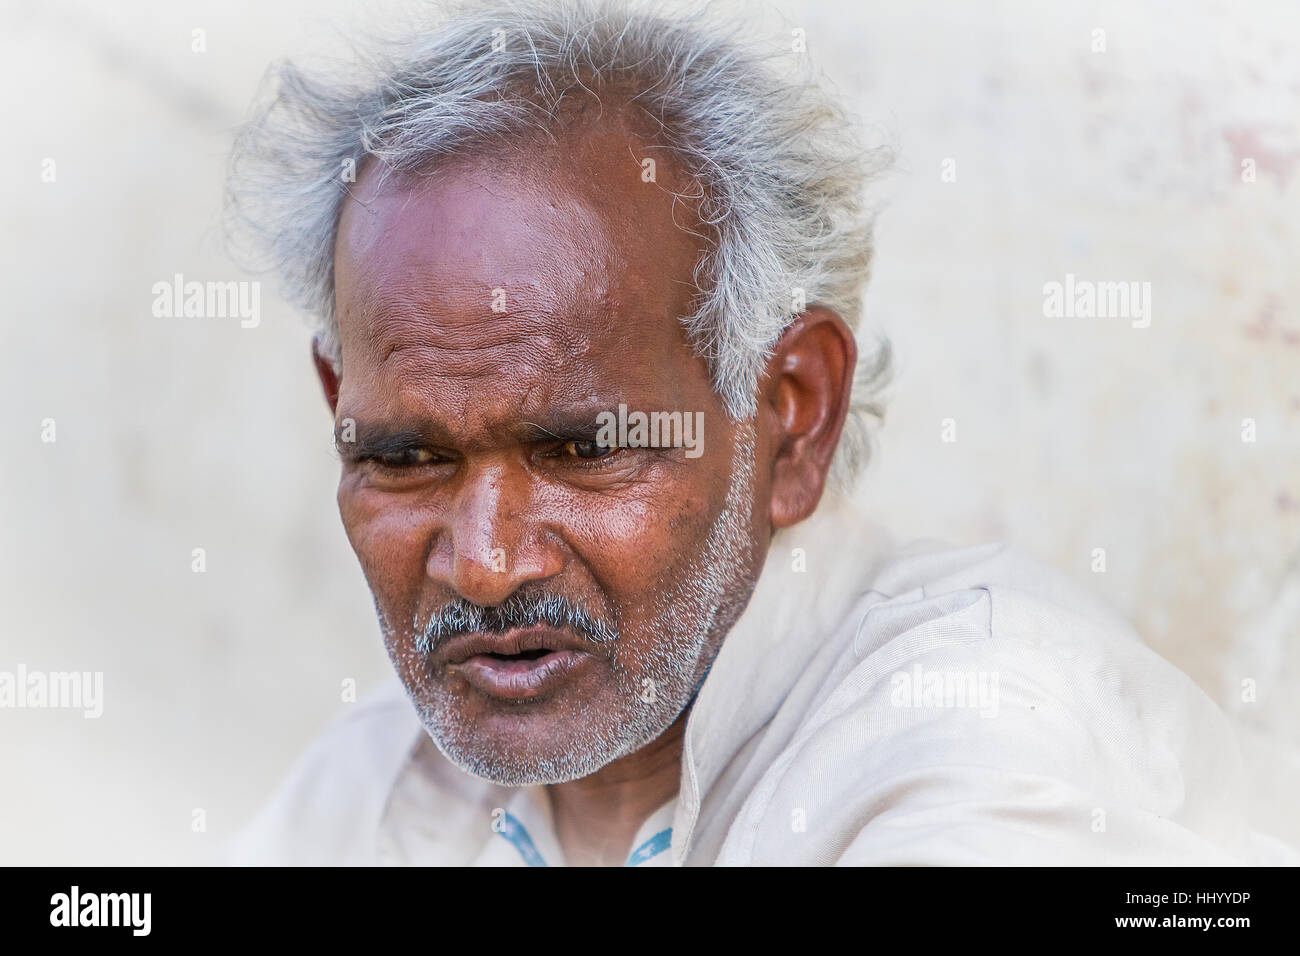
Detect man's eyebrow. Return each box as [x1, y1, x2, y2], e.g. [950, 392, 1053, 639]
[516, 412, 609, 443]
[335, 425, 434, 460]
[335, 408, 618, 457]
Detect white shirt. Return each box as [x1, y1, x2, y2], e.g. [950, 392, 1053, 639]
[229, 493, 1287, 865]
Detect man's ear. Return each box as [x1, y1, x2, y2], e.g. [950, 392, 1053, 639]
[759, 306, 857, 529]
[312, 339, 341, 414]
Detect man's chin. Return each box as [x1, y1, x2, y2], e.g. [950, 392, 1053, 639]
[413, 690, 674, 787]
[423, 723, 625, 787]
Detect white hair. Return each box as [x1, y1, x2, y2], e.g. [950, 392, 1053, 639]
[225, 0, 892, 481]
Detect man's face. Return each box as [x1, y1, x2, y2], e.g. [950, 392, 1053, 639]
[329, 122, 771, 784]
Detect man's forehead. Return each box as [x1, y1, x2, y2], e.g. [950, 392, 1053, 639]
[336, 120, 702, 299]
[331, 123, 715, 432]
[338, 157, 702, 360]
[338, 169, 618, 323]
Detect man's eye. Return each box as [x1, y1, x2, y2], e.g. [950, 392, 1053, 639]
[374, 448, 436, 468]
[562, 440, 615, 460]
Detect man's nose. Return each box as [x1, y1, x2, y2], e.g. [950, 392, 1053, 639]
[425, 462, 562, 606]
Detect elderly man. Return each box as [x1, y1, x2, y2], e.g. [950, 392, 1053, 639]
[226, 0, 1260, 866]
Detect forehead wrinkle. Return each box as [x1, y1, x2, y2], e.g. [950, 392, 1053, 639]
[351, 339, 687, 451]
[345, 268, 627, 372]
[351, 278, 665, 388]
[374, 336, 598, 414]
[344, 295, 703, 437]
[355, 256, 623, 321]
[372, 325, 590, 388]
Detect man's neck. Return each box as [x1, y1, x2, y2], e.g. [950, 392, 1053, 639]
[546, 708, 688, 866]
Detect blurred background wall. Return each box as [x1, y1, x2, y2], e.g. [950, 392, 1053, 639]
[1, 0, 1296, 863]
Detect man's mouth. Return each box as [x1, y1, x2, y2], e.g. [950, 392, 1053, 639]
[436, 626, 596, 701]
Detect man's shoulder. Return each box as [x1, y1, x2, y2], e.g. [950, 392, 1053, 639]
[865, 538, 1128, 627]
[227, 679, 423, 866]
[846, 540, 1222, 732]
[724, 538, 1254, 864]
[850, 540, 1218, 718]
[843, 538, 1161, 671]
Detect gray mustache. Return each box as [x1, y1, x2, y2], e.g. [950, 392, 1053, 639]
[415, 592, 618, 655]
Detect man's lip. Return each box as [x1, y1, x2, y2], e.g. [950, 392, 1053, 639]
[454, 649, 593, 701]
[434, 626, 595, 667]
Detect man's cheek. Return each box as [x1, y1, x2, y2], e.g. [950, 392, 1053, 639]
[340, 495, 430, 615]
[579, 508, 715, 635]
[573, 477, 712, 551]
[643, 501, 718, 582]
